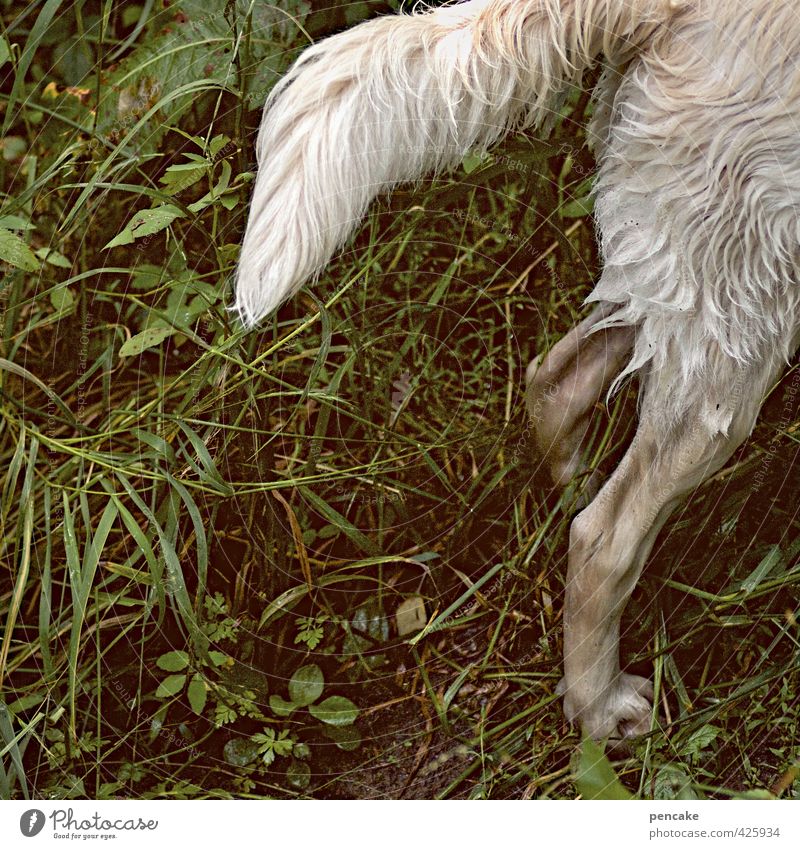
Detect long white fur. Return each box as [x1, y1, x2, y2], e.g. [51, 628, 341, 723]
[235, 0, 800, 432]
[235, 0, 680, 319]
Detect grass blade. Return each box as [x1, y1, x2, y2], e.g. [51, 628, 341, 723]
[67, 498, 118, 741]
[2, 0, 65, 136]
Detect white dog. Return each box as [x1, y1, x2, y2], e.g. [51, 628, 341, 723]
[235, 0, 800, 744]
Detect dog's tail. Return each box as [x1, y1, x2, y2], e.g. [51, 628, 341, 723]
[234, 0, 685, 325]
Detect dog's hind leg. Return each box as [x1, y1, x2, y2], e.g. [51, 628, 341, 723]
[559, 349, 782, 743]
[525, 304, 634, 495]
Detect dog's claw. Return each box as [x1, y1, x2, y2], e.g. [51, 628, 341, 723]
[559, 673, 654, 744]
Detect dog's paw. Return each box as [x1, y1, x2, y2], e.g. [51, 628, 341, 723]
[610, 673, 654, 738]
[558, 673, 654, 744]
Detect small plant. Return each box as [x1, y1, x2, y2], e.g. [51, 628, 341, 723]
[294, 615, 329, 650]
[202, 592, 241, 643]
[219, 660, 361, 792]
[270, 663, 361, 755]
[224, 727, 311, 793]
[270, 664, 358, 724]
[154, 648, 231, 715]
[152, 592, 242, 716]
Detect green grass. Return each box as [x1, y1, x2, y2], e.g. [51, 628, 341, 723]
[0, 0, 798, 800]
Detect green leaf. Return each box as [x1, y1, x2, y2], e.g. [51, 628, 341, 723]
[286, 759, 311, 790]
[575, 737, 633, 800]
[175, 422, 231, 495]
[117, 762, 144, 784]
[271, 732, 294, 758]
[309, 696, 359, 727]
[155, 674, 187, 699]
[130, 264, 168, 291]
[160, 162, 206, 196]
[269, 695, 297, 718]
[37, 248, 72, 269]
[122, 6, 145, 27]
[207, 650, 230, 667]
[252, 727, 294, 765]
[53, 35, 93, 85]
[0, 215, 34, 231]
[187, 673, 207, 714]
[49, 287, 75, 311]
[0, 359, 74, 423]
[0, 227, 40, 271]
[740, 545, 783, 594]
[682, 724, 722, 759]
[561, 195, 595, 218]
[115, 476, 207, 656]
[157, 650, 190, 672]
[67, 498, 119, 740]
[214, 704, 238, 727]
[461, 151, 486, 174]
[293, 742, 311, 760]
[187, 160, 234, 214]
[652, 765, 698, 800]
[288, 664, 324, 707]
[0, 36, 10, 68]
[223, 738, 258, 767]
[119, 325, 176, 357]
[104, 205, 184, 250]
[324, 724, 361, 751]
[294, 622, 324, 650]
[352, 599, 389, 641]
[410, 551, 440, 564]
[298, 487, 381, 557]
